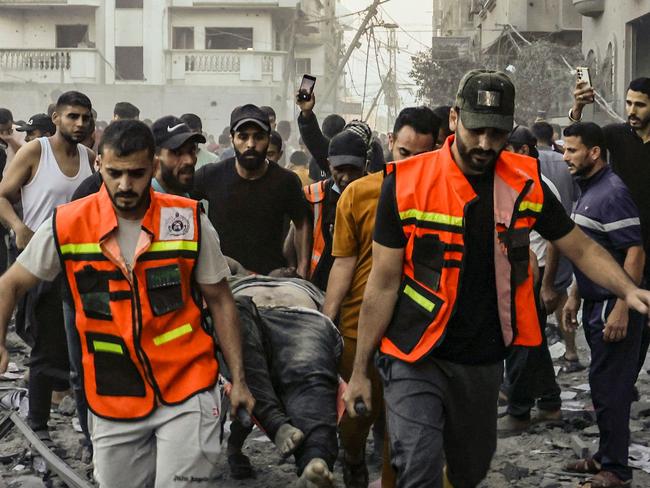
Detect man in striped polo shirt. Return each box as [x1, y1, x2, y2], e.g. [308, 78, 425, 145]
[563, 122, 648, 488]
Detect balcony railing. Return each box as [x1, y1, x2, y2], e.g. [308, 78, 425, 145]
[0, 49, 99, 83]
[0, 0, 100, 5]
[0, 49, 70, 71]
[169, 50, 286, 85]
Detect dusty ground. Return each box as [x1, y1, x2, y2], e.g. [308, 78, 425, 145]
[2, 325, 650, 488]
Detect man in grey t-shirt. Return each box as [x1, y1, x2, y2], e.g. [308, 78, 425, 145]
[0, 120, 255, 487]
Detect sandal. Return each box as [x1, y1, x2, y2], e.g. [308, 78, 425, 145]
[565, 457, 601, 474]
[227, 452, 254, 479]
[581, 471, 631, 487]
[560, 355, 586, 374]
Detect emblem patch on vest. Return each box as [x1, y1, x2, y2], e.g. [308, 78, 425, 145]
[160, 207, 194, 241]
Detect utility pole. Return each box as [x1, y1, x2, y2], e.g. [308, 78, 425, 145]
[363, 68, 390, 121]
[383, 24, 399, 131]
[321, 0, 382, 104]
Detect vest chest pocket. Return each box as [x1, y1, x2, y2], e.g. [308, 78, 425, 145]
[497, 226, 530, 286]
[86, 333, 146, 397]
[146, 264, 183, 316]
[412, 235, 446, 291]
[74, 266, 112, 321]
[385, 277, 443, 354]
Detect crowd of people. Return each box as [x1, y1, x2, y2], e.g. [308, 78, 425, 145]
[0, 68, 649, 488]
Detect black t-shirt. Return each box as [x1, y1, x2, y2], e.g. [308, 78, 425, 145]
[72, 171, 103, 201]
[193, 157, 309, 275]
[375, 170, 575, 364]
[604, 123, 650, 277]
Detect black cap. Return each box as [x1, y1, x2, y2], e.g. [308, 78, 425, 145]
[508, 126, 537, 148]
[328, 131, 367, 169]
[151, 115, 206, 150]
[16, 114, 56, 134]
[230, 104, 270, 133]
[455, 70, 515, 131]
[508, 125, 539, 158]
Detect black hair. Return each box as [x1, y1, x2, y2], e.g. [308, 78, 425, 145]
[531, 122, 554, 145]
[393, 106, 440, 140]
[628, 77, 650, 99]
[290, 150, 308, 167]
[0, 109, 13, 125]
[218, 134, 230, 145]
[56, 91, 92, 111]
[530, 122, 554, 146]
[180, 113, 202, 132]
[563, 122, 605, 153]
[99, 119, 155, 160]
[432, 105, 452, 131]
[322, 114, 346, 139]
[260, 106, 276, 120]
[269, 130, 283, 151]
[114, 102, 140, 120]
[277, 120, 291, 140]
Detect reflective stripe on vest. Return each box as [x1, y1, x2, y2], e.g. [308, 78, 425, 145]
[54, 185, 219, 420]
[380, 136, 544, 363]
[304, 180, 327, 276]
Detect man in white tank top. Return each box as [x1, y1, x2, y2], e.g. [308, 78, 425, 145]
[0, 91, 94, 440]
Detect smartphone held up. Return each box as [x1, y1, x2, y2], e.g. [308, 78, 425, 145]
[297, 74, 316, 102]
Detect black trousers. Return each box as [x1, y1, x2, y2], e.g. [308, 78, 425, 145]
[583, 298, 647, 482]
[62, 297, 91, 445]
[504, 267, 561, 418]
[21, 277, 70, 431]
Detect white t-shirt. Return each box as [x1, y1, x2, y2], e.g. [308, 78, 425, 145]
[18, 213, 230, 285]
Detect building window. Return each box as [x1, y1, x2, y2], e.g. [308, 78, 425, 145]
[173, 27, 194, 50]
[116, 0, 143, 7]
[295, 58, 312, 75]
[205, 28, 253, 50]
[56, 25, 89, 48]
[115, 46, 144, 80]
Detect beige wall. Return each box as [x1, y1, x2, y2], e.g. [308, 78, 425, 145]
[581, 0, 650, 117]
[0, 7, 96, 48]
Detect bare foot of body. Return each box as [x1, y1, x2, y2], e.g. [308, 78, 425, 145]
[296, 458, 334, 488]
[274, 423, 304, 458]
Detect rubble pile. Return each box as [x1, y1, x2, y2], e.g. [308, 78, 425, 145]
[1, 327, 649, 487]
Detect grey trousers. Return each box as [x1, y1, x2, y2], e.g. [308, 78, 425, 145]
[88, 386, 222, 488]
[378, 354, 502, 488]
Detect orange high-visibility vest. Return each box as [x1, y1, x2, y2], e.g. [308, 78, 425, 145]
[304, 180, 327, 277]
[54, 185, 219, 420]
[381, 136, 544, 363]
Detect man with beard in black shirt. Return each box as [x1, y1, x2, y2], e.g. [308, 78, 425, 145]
[193, 105, 311, 278]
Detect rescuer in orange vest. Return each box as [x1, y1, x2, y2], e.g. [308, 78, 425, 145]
[342, 70, 650, 488]
[0, 120, 255, 487]
[303, 130, 367, 290]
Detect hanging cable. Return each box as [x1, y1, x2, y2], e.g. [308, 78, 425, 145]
[360, 28, 372, 117]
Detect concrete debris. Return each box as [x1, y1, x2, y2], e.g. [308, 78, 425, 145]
[631, 401, 650, 420]
[56, 396, 76, 416]
[570, 434, 591, 459]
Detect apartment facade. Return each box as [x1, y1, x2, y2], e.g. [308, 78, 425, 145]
[0, 0, 343, 133]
